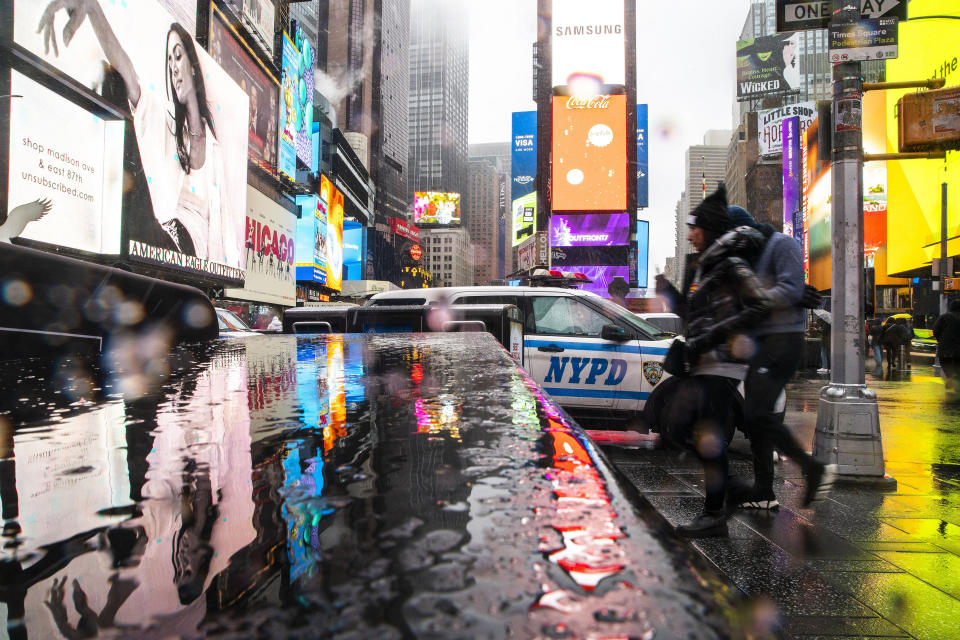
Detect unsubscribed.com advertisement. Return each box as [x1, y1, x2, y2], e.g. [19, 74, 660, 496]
[6, 71, 124, 255]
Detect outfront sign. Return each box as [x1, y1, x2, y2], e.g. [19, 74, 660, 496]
[777, 0, 907, 32]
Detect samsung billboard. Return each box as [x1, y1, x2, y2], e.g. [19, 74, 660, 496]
[551, 0, 626, 90]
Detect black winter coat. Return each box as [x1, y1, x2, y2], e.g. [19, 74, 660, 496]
[683, 227, 775, 365]
[934, 312, 960, 359]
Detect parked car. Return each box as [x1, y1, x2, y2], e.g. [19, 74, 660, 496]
[912, 327, 937, 356]
[215, 307, 260, 337]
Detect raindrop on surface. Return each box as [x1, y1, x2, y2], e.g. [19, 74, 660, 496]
[1, 279, 32, 307]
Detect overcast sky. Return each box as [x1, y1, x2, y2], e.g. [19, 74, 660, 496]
[468, 0, 754, 276]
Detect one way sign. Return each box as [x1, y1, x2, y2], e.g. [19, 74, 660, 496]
[776, 0, 907, 32]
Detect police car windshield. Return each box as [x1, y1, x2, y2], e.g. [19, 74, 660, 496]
[590, 297, 674, 338]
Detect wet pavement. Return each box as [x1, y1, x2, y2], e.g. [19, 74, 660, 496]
[0, 333, 733, 639]
[601, 361, 960, 640]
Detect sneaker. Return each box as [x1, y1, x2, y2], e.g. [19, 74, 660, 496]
[677, 511, 728, 538]
[737, 488, 780, 511]
[803, 462, 838, 507]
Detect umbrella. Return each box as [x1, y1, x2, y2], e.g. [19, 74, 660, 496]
[813, 308, 831, 324]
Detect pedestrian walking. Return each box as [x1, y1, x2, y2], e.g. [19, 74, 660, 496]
[724, 206, 838, 513]
[881, 318, 902, 372]
[934, 300, 960, 397]
[816, 316, 831, 374]
[656, 187, 774, 538]
[867, 318, 884, 369]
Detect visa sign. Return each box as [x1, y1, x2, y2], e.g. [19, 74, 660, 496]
[545, 357, 627, 386]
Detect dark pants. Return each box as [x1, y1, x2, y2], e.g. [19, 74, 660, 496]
[664, 375, 738, 512]
[745, 333, 816, 492]
[941, 356, 960, 388]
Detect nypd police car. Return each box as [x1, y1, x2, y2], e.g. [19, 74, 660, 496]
[367, 284, 676, 422]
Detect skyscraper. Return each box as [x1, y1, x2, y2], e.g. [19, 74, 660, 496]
[320, 0, 411, 223]
[408, 0, 469, 200]
[468, 142, 512, 279]
[672, 131, 730, 266]
[467, 158, 505, 285]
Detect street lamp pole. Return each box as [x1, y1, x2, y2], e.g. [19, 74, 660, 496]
[813, 1, 892, 486]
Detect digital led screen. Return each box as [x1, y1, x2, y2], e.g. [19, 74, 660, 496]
[512, 192, 537, 247]
[295, 193, 327, 285]
[209, 7, 279, 175]
[327, 184, 344, 292]
[278, 33, 299, 179]
[637, 104, 649, 209]
[636, 219, 649, 288]
[414, 192, 462, 225]
[343, 222, 364, 282]
[551, 213, 630, 246]
[782, 116, 802, 242]
[551, 0, 626, 89]
[512, 111, 537, 202]
[6, 71, 124, 255]
[14, 0, 249, 281]
[552, 95, 628, 211]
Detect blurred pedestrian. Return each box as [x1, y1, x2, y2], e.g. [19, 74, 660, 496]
[934, 300, 960, 396]
[815, 316, 831, 374]
[881, 318, 901, 372]
[657, 187, 773, 538]
[867, 318, 884, 369]
[725, 206, 837, 512]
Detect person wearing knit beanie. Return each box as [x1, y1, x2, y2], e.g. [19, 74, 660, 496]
[687, 185, 733, 253]
[727, 205, 758, 229]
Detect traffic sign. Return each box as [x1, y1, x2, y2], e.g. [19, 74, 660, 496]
[777, 0, 907, 32]
[829, 17, 898, 63]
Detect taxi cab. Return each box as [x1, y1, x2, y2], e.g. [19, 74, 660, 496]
[367, 281, 676, 421]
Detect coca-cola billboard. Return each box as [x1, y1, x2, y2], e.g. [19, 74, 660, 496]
[552, 95, 627, 211]
[390, 217, 421, 242]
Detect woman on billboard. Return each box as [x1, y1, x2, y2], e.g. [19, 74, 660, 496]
[37, 0, 236, 263]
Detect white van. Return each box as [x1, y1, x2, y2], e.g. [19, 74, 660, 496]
[367, 286, 676, 421]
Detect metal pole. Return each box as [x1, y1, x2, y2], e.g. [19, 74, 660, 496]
[813, 0, 890, 484]
[942, 182, 949, 315]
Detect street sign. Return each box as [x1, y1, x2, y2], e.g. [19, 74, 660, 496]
[898, 87, 960, 152]
[777, 0, 907, 32]
[829, 17, 898, 63]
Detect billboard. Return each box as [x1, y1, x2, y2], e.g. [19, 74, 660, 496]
[6, 71, 124, 255]
[224, 186, 296, 306]
[414, 192, 462, 225]
[278, 33, 299, 179]
[513, 192, 537, 247]
[758, 101, 817, 156]
[327, 184, 344, 292]
[390, 217, 420, 242]
[782, 116, 802, 241]
[550, 213, 630, 246]
[512, 111, 537, 202]
[243, 0, 276, 55]
[885, 8, 960, 275]
[343, 221, 364, 281]
[736, 33, 801, 101]
[295, 193, 327, 285]
[14, 0, 249, 281]
[552, 95, 628, 211]
[802, 92, 888, 290]
[209, 7, 279, 176]
[637, 104, 649, 209]
[636, 219, 649, 288]
[551, 0, 626, 89]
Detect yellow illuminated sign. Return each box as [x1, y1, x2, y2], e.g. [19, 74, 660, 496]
[885, 2, 960, 276]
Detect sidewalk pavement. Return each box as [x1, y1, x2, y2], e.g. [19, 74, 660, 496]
[600, 363, 960, 640]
